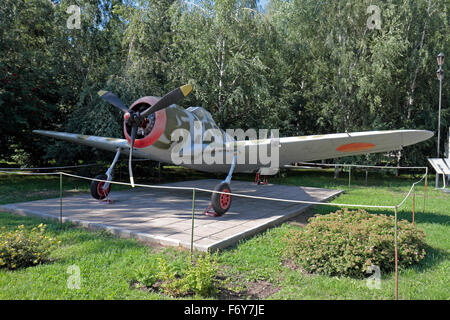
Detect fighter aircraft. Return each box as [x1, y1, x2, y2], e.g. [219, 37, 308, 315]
[33, 84, 434, 216]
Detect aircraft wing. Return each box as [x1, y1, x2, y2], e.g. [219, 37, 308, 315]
[32, 130, 147, 158]
[275, 129, 433, 165]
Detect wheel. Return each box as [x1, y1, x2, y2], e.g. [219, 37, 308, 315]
[90, 174, 111, 200]
[211, 182, 232, 216]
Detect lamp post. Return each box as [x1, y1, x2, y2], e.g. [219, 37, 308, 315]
[436, 53, 444, 188]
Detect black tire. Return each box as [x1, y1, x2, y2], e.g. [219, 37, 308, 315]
[90, 174, 111, 200]
[211, 182, 232, 216]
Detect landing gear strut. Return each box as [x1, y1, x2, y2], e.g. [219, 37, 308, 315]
[90, 147, 121, 200]
[204, 154, 236, 217]
[255, 173, 268, 185]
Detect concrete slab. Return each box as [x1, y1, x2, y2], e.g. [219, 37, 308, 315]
[0, 179, 342, 251]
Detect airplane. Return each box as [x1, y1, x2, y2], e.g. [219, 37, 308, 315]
[33, 84, 434, 216]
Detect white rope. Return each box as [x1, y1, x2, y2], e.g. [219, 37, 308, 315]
[294, 162, 428, 170]
[1, 169, 428, 211]
[396, 172, 427, 208]
[0, 163, 98, 170]
[0, 159, 153, 171]
[60, 172, 396, 209]
[0, 170, 61, 175]
[60, 172, 197, 192]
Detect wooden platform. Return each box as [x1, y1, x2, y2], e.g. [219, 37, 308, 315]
[0, 179, 342, 251]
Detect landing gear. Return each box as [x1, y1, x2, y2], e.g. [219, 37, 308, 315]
[255, 168, 278, 185]
[205, 182, 232, 217]
[90, 147, 121, 201]
[204, 154, 236, 217]
[255, 173, 268, 185]
[90, 174, 111, 200]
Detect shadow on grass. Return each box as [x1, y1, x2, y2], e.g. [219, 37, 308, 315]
[410, 244, 449, 274]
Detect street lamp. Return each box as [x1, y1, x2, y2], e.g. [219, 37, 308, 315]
[436, 53, 444, 188]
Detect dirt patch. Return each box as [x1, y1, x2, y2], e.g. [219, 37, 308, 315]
[282, 259, 313, 277]
[244, 280, 280, 299]
[131, 275, 281, 300]
[217, 280, 280, 300]
[282, 259, 301, 271]
[216, 271, 280, 300]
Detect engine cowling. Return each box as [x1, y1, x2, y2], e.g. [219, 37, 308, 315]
[123, 96, 167, 148]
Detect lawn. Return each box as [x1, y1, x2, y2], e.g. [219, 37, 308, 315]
[0, 167, 448, 300]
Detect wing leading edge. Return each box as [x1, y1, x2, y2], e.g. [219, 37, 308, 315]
[33, 129, 434, 169]
[32, 130, 147, 158]
[276, 129, 433, 165]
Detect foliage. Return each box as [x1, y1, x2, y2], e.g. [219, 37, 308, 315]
[0, 0, 448, 166]
[0, 172, 449, 300]
[132, 261, 159, 287]
[0, 224, 59, 270]
[170, 0, 294, 130]
[284, 208, 427, 277]
[182, 253, 220, 297]
[132, 253, 219, 297]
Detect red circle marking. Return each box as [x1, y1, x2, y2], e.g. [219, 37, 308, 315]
[123, 96, 167, 148]
[336, 142, 376, 152]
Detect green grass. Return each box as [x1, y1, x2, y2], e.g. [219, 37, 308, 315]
[0, 168, 448, 299]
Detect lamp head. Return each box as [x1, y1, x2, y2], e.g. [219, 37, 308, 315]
[437, 53, 444, 66]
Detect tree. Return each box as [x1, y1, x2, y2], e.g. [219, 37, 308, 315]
[170, 0, 294, 132]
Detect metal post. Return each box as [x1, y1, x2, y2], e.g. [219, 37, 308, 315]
[436, 67, 443, 188]
[59, 172, 63, 230]
[412, 189, 415, 226]
[394, 205, 398, 300]
[190, 188, 196, 263]
[423, 171, 428, 214]
[348, 166, 351, 189]
[365, 169, 368, 186]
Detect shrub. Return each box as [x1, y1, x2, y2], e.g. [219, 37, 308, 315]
[132, 253, 219, 297]
[285, 208, 426, 277]
[182, 253, 219, 297]
[0, 224, 59, 270]
[158, 253, 219, 297]
[133, 262, 159, 288]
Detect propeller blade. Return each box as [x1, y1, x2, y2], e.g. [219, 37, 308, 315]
[98, 90, 129, 113]
[128, 124, 137, 188]
[141, 84, 192, 117]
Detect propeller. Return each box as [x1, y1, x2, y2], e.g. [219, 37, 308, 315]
[98, 85, 192, 187]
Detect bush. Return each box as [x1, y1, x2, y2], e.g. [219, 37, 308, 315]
[158, 253, 219, 297]
[132, 253, 219, 297]
[182, 253, 219, 297]
[133, 262, 159, 288]
[285, 209, 426, 277]
[0, 224, 59, 270]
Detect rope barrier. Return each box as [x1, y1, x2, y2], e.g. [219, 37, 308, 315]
[0, 169, 427, 210]
[294, 162, 428, 170]
[0, 159, 154, 171]
[60, 172, 397, 208]
[396, 171, 427, 208]
[0, 163, 99, 170]
[0, 165, 429, 300]
[0, 170, 61, 175]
